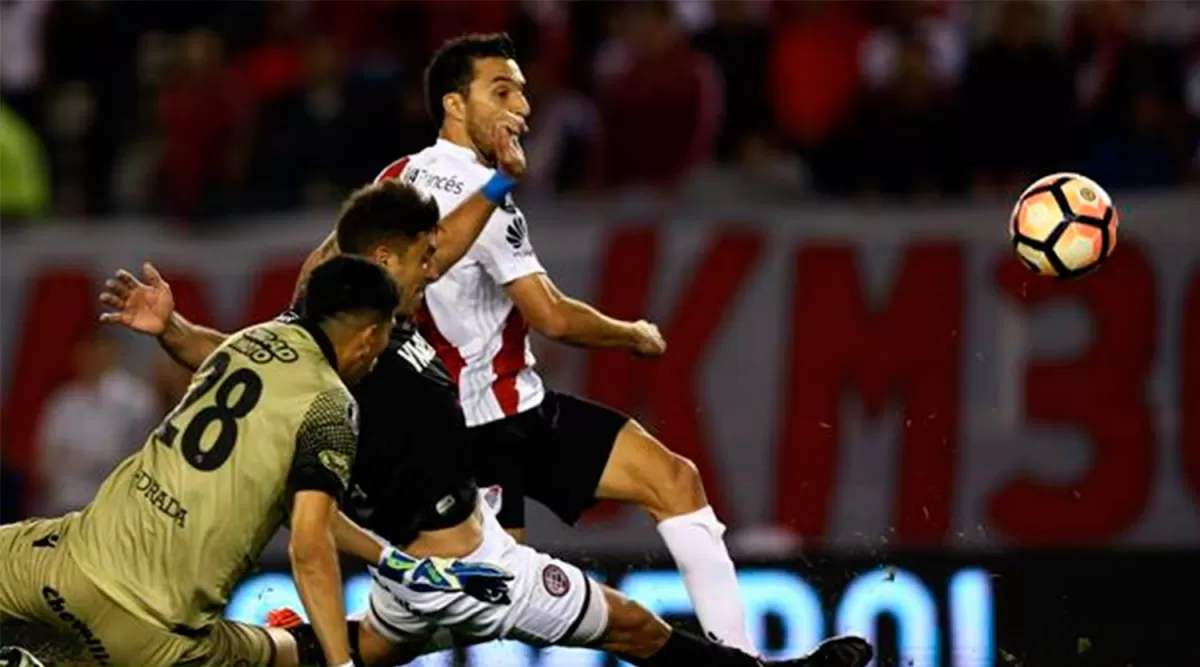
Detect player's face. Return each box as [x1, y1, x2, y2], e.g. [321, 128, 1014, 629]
[464, 57, 530, 162]
[378, 232, 437, 316]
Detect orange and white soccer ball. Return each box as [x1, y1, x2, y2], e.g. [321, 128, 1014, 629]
[1010, 173, 1119, 278]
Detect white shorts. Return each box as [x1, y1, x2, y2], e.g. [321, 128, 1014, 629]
[365, 488, 610, 648]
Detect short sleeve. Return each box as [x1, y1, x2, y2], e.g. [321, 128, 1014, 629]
[471, 201, 544, 285]
[288, 387, 359, 502]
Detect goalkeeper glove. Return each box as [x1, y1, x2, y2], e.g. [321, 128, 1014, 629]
[376, 546, 515, 605]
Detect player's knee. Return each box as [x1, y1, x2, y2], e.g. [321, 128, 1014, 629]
[596, 586, 671, 659]
[602, 422, 708, 519]
[645, 449, 706, 519]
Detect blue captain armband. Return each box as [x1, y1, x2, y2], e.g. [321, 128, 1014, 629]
[481, 171, 517, 205]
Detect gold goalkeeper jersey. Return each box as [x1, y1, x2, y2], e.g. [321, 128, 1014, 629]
[66, 319, 359, 633]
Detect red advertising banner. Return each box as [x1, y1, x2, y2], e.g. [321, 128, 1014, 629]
[2, 194, 1197, 550]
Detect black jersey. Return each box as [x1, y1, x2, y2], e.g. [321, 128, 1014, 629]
[278, 309, 477, 547]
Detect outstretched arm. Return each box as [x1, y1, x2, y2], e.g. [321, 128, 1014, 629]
[159, 311, 227, 372]
[99, 263, 228, 372]
[506, 273, 666, 355]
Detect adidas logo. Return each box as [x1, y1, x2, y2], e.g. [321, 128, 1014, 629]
[505, 215, 528, 250]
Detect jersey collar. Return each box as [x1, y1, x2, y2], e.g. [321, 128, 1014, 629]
[297, 318, 339, 371]
[434, 138, 482, 165]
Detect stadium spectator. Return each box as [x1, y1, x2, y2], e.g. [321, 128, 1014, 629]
[35, 330, 156, 516]
[962, 0, 1074, 195]
[848, 25, 960, 198]
[694, 0, 771, 165]
[0, 102, 50, 224]
[594, 0, 723, 192]
[3, 0, 1195, 217]
[0, 0, 49, 134]
[519, 0, 604, 195]
[313, 0, 396, 65]
[238, 1, 309, 107]
[251, 38, 353, 209]
[422, 0, 520, 55]
[42, 0, 134, 216]
[156, 29, 251, 221]
[1069, 0, 1193, 187]
[859, 0, 965, 93]
[768, 1, 868, 194]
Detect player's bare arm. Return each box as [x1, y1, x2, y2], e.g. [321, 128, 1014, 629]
[426, 111, 527, 278]
[332, 511, 385, 563]
[506, 273, 667, 356]
[98, 262, 226, 371]
[286, 380, 366, 667]
[290, 490, 354, 667]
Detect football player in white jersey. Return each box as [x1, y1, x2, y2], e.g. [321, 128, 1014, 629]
[362, 32, 757, 655]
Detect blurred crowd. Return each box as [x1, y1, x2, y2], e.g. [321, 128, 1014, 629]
[0, 328, 193, 522]
[1, 0, 1198, 225]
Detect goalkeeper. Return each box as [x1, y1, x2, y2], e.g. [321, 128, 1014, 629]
[0, 256, 502, 667]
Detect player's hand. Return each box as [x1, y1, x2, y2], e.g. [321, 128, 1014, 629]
[491, 110, 528, 180]
[98, 262, 174, 336]
[631, 320, 666, 357]
[377, 547, 515, 605]
[443, 560, 516, 605]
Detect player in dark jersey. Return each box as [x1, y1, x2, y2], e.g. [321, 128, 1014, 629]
[1, 256, 399, 667]
[102, 182, 873, 667]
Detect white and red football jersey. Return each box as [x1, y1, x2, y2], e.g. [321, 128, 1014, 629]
[374, 139, 546, 427]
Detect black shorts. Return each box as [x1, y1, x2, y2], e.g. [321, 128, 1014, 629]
[468, 391, 628, 529]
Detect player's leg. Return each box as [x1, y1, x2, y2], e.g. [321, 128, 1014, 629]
[266, 609, 446, 667]
[523, 392, 755, 653]
[493, 543, 871, 667]
[597, 420, 755, 650]
[0, 517, 70, 624]
[468, 415, 534, 542]
[590, 585, 873, 667]
[185, 621, 301, 667]
[0, 516, 291, 667]
[0, 515, 95, 664]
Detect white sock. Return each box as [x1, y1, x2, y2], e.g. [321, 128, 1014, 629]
[656, 505, 757, 655]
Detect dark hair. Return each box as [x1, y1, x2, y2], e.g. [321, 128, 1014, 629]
[335, 180, 440, 255]
[302, 255, 400, 325]
[424, 32, 517, 128]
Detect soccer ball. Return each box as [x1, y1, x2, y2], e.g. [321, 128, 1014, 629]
[1010, 172, 1119, 278]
